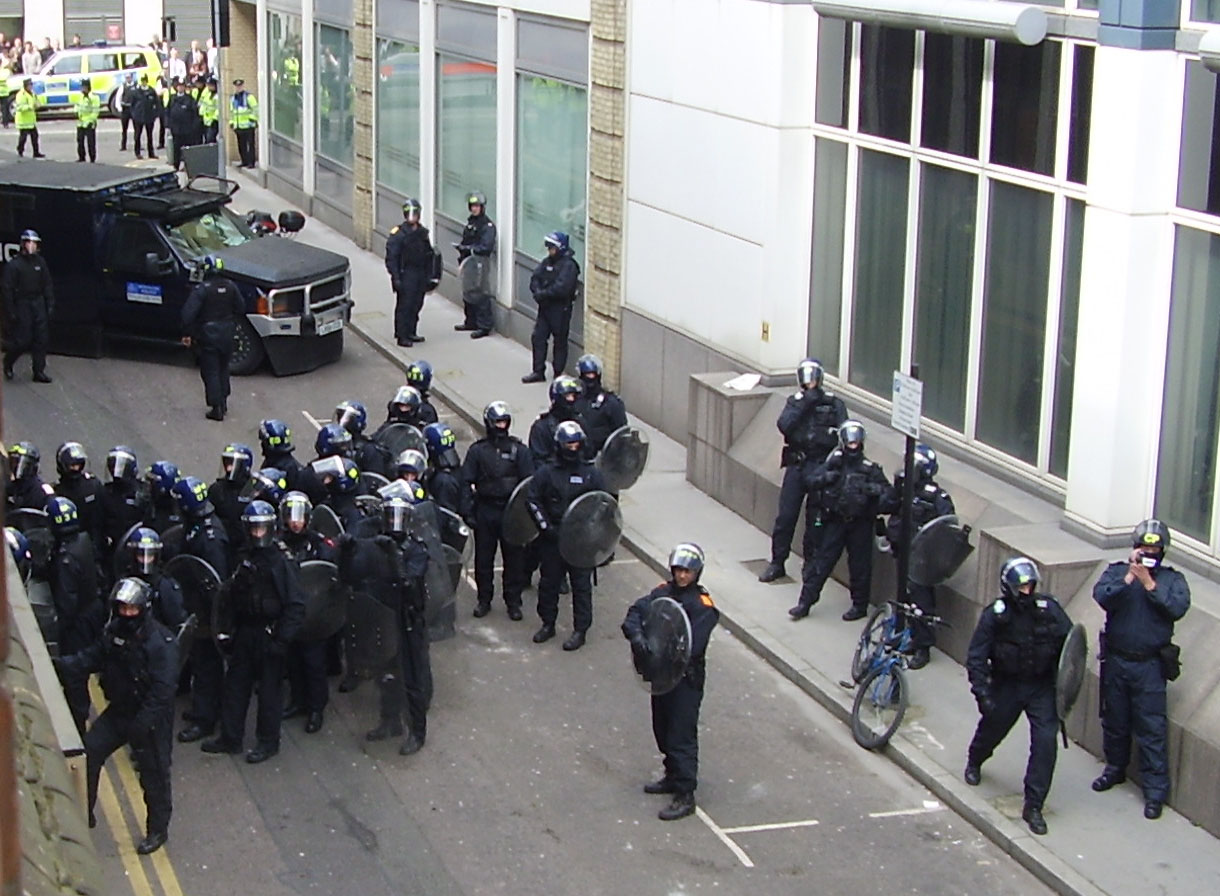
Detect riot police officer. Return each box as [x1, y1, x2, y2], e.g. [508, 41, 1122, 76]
[280, 491, 337, 734]
[313, 456, 377, 536]
[879, 443, 955, 669]
[622, 543, 720, 821]
[461, 402, 534, 619]
[2, 229, 54, 383]
[339, 494, 433, 755]
[46, 495, 103, 731]
[423, 422, 470, 518]
[138, 461, 181, 535]
[173, 476, 232, 744]
[759, 359, 847, 583]
[100, 446, 142, 562]
[527, 422, 608, 651]
[54, 578, 178, 855]
[529, 376, 585, 465]
[209, 443, 255, 547]
[372, 385, 428, 438]
[6, 441, 54, 511]
[574, 354, 628, 455]
[1091, 519, 1190, 820]
[203, 501, 305, 763]
[454, 190, 496, 338]
[406, 360, 440, 425]
[257, 419, 307, 494]
[122, 527, 187, 628]
[964, 557, 1072, 836]
[55, 441, 105, 564]
[791, 421, 888, 621]
[335, 399, 391, 478]
[522, 231, 581, 383]
[181, 254, 244, 421]
[385, 198, 438, 347]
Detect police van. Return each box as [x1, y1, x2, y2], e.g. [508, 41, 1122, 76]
[0, 161, 351, 375]
[5, 45, 163, 115]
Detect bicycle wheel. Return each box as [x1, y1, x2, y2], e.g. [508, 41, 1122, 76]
[851, 603, 895, 684]
[851, 663, 909, 750]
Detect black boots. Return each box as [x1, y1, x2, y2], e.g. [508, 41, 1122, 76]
[136, 831, 168, 855]
[758, 562, 786, 583]
[643, 777, 677, 795]
[532, 624, 556, 643]
[562, 631, 587, 651]
[1022, 804, 1047, 836]
[366, 720, 405, 741]
[788, 602, 812, 620]
[1091, 769, 1126, 792]
[659, 792, 696, 821]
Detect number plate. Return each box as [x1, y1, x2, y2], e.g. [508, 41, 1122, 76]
[316, 314, 344, 336]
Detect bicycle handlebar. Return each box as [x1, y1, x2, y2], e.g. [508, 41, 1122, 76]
[888, 600, 950, 628]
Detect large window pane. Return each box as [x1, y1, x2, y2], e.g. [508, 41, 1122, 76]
[1192, 0, 1220, 22]
[1154, 227, 1220, 540]
[316, 24, 354, 167]
[976, 183, 1052, 464]
[1067, 45, 1093, 185]
[376, 39, 421, 197]
[1050, 199, 1084, 478]
[815, 17, 851, 128]
[850, 150, 908, 396]
[515, 76, 587, 264]
[268, 11, 303, 144]
[920, 34, 982, 159]
[914, 165, 976, 431]
[858, 25, 914, 142]
[1178, 61, 1220, 216]
[990, 41, 1060, 176]
[437, 53, 497, 221]
[809, 139, 848, 374]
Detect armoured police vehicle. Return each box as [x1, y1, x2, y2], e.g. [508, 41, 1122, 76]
[0, 161, 351, 375]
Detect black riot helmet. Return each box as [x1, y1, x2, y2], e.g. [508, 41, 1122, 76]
[1133, 519, 1170, 566]
[999, 556, 1040, 600]
[838, 420, 866, 456]
[280, 490, 313, 534]
[467, 191, 487, 212]
[127, 527, 163, 575]
[913, 443, 938, 480]
[554, 421, 586, 460]
[549, 376, 582, 419]
[8, 441, 40, 480]
[403, 197, 422, 223]
[577, 354, 603, 395]
[56, 441, 89, 479]
[106, 446, 138, 483]
[395, 449, 428, 481]
[668, 543, 705, 583]
[242, 500, 278, 548]
[388, 385, 422, 422]
[796, 359, 824, 389]
[383, 493, 418, 539]
[483, 401, 512, 438]
[109, 577, 153, 634]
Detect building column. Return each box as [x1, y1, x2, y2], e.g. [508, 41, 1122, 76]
[1063, 45, 1183, 541]
[352, 0, 375, 249]
[585, 0, 627, 390]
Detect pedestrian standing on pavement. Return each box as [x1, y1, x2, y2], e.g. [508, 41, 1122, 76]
[964, 557, 1071, 836]
[202, 501, 305, 764]
[155, 75, 171, 150]
[385, 198, 438, 347]
[461, 402, 533, 620]
[0, 56, 14, 128]
[74, 78, 99, 162]
[522, 232, 581, 383]
[54, 577, 178, 855]
[167, 78, 201, 171]
[622, 543, 720, 821]
[759, 359, 847, 584]
[2, 229, 55, 383]
[230, 78, 259, 168]
[130, 73, 160, 159]
[789, 420, 887, 622]
[118, 73, 136, 150]
[573, 354, 628, 455]
[13, 78, 45, 157]
[454, 191, 496, 338]
[878, 443, 955, 669]
[181, 255, 244, 421]
[1090, 519, 1190, 820]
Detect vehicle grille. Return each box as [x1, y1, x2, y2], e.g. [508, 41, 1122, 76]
[307, 273, 349, 311]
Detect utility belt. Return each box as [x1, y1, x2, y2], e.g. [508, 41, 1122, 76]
[781, 445, 806, 467]
[1106, 645, 1160, 663]
[1107, 642, 1181, 680]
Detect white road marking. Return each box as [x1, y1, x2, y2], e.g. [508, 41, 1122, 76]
[302, 410, 326, 431]
[695, 806, 755, 868]
[868, 804, 945, 819]
[720, 819, 821, 835]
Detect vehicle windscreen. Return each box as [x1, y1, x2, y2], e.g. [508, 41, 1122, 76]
[162, 207, 254, 256]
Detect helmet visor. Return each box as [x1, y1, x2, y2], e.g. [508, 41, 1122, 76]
[107, 450, 136, 481]
[10, 454, 33, 479]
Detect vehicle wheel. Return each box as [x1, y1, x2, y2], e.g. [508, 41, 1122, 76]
[851, 603, 894, 684]
[229, 319, 265, 376]
[851, 663, 908, 750]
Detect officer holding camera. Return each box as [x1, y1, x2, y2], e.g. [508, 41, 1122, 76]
[1090, 519, 1190, 820]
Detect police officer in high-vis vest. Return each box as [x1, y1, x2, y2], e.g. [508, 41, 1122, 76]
[230, 78, 259, 168]
[14, 78, 45, 157]
[75, 78, 100, 163]
[199, 77, 220, 144]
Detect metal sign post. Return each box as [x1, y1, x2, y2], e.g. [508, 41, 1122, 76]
[891, 365, 922, 606]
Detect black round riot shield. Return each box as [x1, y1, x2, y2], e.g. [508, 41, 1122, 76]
[360, 471, 391, 493]
[111, 521, 146, 579]
[1056, 622, 1088, 722]
[409, 501, 457, 642]
[597, 425, 650, 492]
[635, 596, 692, 696]
[163, 553, 222, 639]
[374, 423, 426, 459]
[174, 614, 199, 673]
[908, 515, 974, 587]
[459, 254, 491, 300]
[159, 524, 185, 563]
[559, 490, 623, 568]
[345, 591, 400, 679]
[503, 476, 538, 547]
[309, 504, 345, 539]
[26, 578, 58, 650]
[296, 559, 347, 642]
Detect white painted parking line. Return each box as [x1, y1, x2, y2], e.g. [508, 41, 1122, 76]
[695, 806, 755, 869]
[302, 410, 326, 431]
[868, 802, 944, 819]
[720, 819, 821, 835]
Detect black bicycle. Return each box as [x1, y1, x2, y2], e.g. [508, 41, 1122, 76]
[848, 601, 946, 750]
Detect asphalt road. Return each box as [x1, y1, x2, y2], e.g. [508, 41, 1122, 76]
[2, 117, 1049, 895]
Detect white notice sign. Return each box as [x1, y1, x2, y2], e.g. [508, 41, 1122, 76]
[891, 371, 922, 440]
